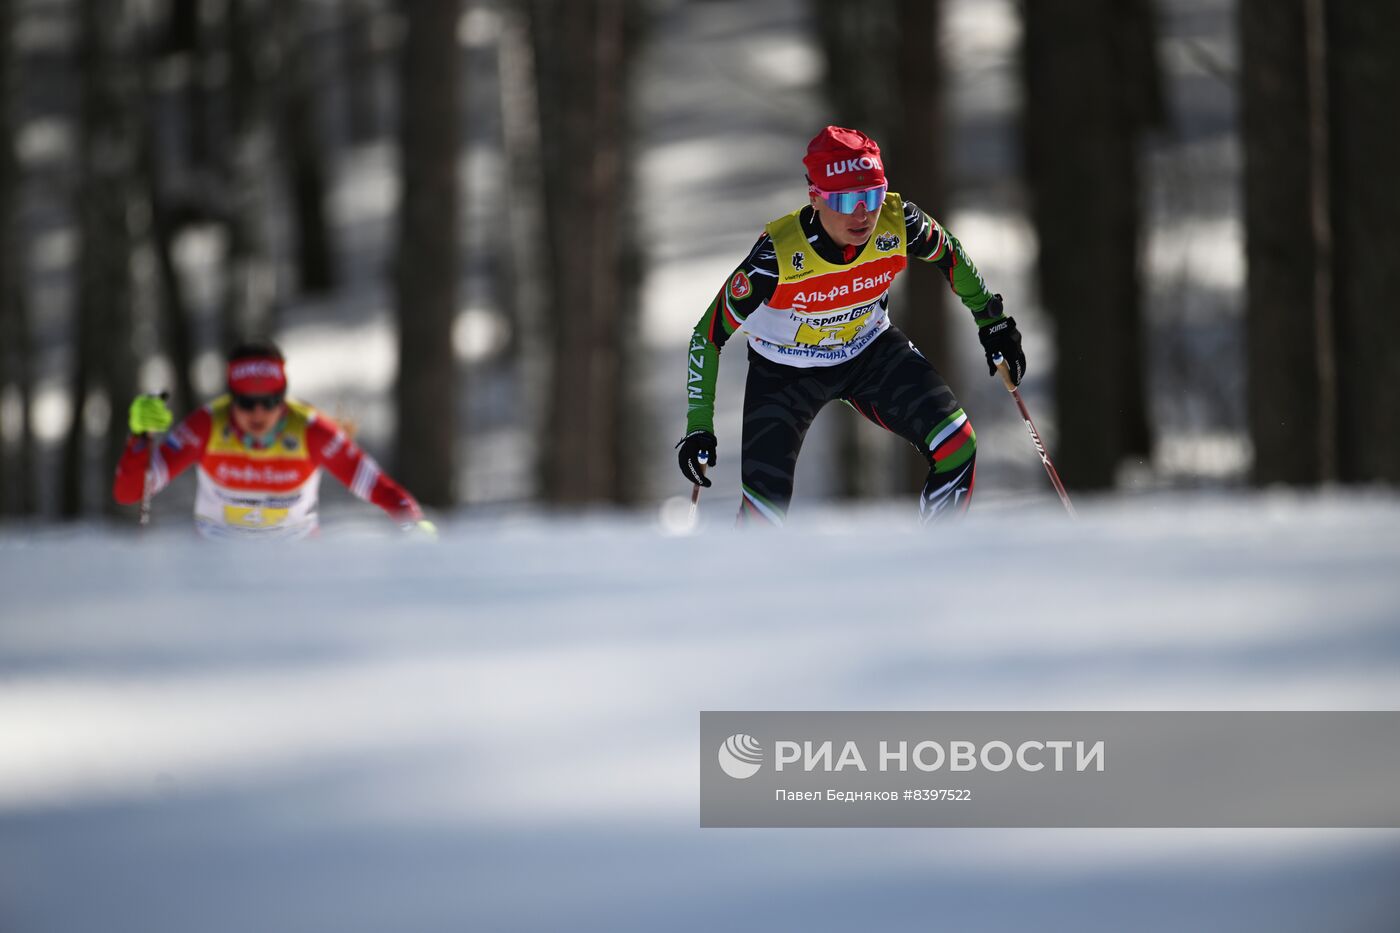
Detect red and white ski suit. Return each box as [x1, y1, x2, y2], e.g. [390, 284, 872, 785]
[113, 395, 422, 539]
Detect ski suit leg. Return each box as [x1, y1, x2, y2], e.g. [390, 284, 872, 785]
[843, 328, 976, 523]
[738, 348, 841, 526]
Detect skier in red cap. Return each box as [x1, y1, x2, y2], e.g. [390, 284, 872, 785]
[114, 339, 431, 539]
[676, 125, 1025, 525]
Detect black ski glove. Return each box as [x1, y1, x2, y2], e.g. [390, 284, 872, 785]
[675, 430, 717, 487]
[977, 298, 1025, 386]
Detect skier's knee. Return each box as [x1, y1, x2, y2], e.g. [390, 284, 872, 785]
[925, 408, 975, 474]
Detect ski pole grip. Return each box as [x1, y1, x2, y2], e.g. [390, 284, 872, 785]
[689, 452, 709, 505]
[991, 353, 1016, 393]
[687, 451, 708, 498]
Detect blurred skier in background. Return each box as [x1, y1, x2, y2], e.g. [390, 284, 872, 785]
[676, 125, 1026, 525]
[114, 339, 432, 539]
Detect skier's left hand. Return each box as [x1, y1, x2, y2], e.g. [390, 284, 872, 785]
[128, 393, 173, 435]
[977, 298, 1025, 386]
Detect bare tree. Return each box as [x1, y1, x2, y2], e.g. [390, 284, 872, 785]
[340, 0, 385, 145]
[276, 0, 337, 295]
[221, 0, 278, 349]
[496, 2, 548, 420]
[394, 0, 460, 507]
[1242, 1, 1400, 487]
[0, 294, 37, 517]
[0, 0, 12, 511]
[0, 0, 26, 516]
[1241, 0, 1333, 485]
[811, 0, 899, 500]
[1328, 2, 1400, 484]
[811, 0, 898, 131]
[529, 0, 639, 505]
[891, 0, 948, 491]
[164, 0, 215, 169]
[62, 0, 140, 518]
[1021, 0, 1161, 490]
[141, 7, 199, 417]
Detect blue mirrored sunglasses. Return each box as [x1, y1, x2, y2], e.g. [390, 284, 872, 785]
[815, 184, 886, 215]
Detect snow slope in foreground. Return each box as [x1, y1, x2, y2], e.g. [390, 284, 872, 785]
[2, 494, 1399, 932]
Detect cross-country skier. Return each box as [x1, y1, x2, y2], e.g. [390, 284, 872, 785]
[675, 125, 1026, 525]
[113, 340, 432, 539]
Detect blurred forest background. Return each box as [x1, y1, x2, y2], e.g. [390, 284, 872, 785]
[0, 0, 1395, 525]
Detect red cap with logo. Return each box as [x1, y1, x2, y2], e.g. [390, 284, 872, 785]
[227, 356, 287, 396]
[802, 125, 887, 191]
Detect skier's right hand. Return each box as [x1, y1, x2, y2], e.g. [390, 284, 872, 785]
[128, 394, 173, 435]
[977, 304, 1025, 387]
[676, 430, 717, 487]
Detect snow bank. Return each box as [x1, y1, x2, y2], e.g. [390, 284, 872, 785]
[1, 494, 1398, 932]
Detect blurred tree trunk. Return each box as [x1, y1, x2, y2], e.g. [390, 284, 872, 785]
[221, 0, 278, 349]
[0, 0, 12, 509]
[4, 290, 37, 516]
[1327, 3, 1400, 484]
[529, 0, 638, 505]
[340, 0, 383, 145]
[1242, 1, 1400, 488]
[277, 0, 337, 295]
[497, 4, 547, 440]
[608, 11, 646, 506]
[0, 0, 23, 515]
[165, 0, 213, 169]
[1117, 0, 1162, 464]
[394, 0, 459, 508]
[812, 0, 897, 501]
[1021, 0, 1160, 491]
[1240, 0, 1333, 485]
[167, 0, 200, 53]
[892, 0, 947, 492]
[142, 16, 198, 417]
[812, 0, 897, 130]
[63, 0, 140, 518]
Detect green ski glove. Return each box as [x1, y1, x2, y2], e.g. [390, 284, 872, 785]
[128, 394, 173, 435]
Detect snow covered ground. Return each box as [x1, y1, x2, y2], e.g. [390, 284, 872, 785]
[3, 494, 1399, 932]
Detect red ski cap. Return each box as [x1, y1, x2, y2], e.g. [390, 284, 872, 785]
[227, 356, 287, 396]
[802, 125, 887, 191]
